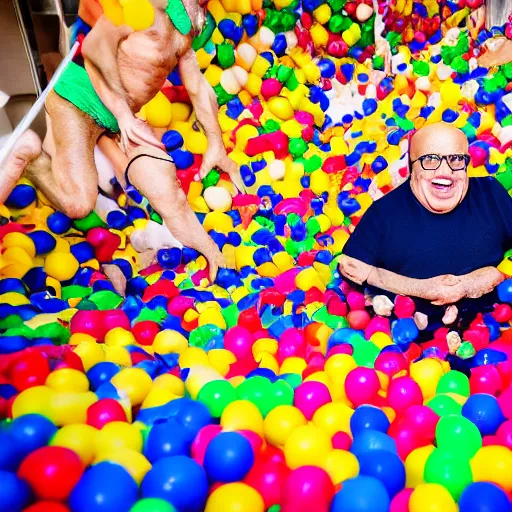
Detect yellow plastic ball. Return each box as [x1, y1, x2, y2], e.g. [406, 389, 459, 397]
[105, 327, 136, 347]
[94, 448, 151, 484]
[95, 421, 143, 453]
[405, 445, 435, 488]
[208, 349, 237, 376]
[410, 359, 444, 400]
[48, 391, 98, 426]
[153, 329, 188, 354]
[51, 424, 98, 465]
[471, 446, 512, 492]
[99, 0, 124, 24]
[152, 374, 185, 396]
[111, 368, 153, 406]
[2, 232, 36, 258]
[268, 97, 294, 120]
[46, 368, 90, 392]
[409, 483, 458, 512]
[123, 0, 155, 31]
[2, 247, 33, 268]
[325, 353, 357, 379]
[179, 346, 210, 368]
[284, 424, 332, 469]
[44, 251, 79, 281]
[69, 332, 96, 346]
[324, 449, 359, 485]
[264, 405, 307, 448]
[143, 91, 172, 128]
[141, 388, 179, 409]
[12, 386, 53, 419]
[312, 402, 354, 438]
[279, 357, 307, 375]
[205, 483, 265, 512]
[74, 340, 106, 371]
[221, 400, 264, 437]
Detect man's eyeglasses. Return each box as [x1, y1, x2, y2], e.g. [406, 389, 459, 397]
[410, 153, 471, 172]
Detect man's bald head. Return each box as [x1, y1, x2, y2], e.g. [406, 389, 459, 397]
[409, 122, 469, 161]
[409, 122, 470, 214]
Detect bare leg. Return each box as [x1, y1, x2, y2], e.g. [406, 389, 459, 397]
[125, 145, 227, 282]
[0, 130, 42, 204]
[24, 91, 102, 218]
[478, 38, 512, 68]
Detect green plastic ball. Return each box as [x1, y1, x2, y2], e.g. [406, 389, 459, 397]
[426, 394, 462, 417]
[130, 498, 177, 512]
[197, 379, 237, 418]
[436, 370, 470, 397]
[436, 414, 482, 459]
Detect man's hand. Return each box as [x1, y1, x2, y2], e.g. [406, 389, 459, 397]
[338, 256, 374, 286]
[198, 147, 245, 193]
[375, 38, 392, 75]
[427, 274, 467, 306]
[119, 114, 163, 153]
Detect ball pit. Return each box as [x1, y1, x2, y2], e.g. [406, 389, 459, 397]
[1, 0, 512, 510]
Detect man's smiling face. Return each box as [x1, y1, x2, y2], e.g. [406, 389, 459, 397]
[409, 123, 470, 214]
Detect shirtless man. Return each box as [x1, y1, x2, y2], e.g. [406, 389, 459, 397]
[1, 0, 243, 281]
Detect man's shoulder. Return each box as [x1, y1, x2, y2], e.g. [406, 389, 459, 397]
[370, 180, 412, 211]
[469, 176, 508, 196]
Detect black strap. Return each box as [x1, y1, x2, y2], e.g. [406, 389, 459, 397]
[124, 153, 173, 188]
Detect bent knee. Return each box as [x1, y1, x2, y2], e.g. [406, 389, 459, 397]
[60, 194, 96, 219]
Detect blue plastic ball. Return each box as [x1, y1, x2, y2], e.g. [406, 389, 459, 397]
[461, 394, 506, 436]
[350, 430, 398, 459]
[69, 462, 138, 512]
[350, 405, 391, 436]
[144, 419, 191, 463]
[28, 230, 57, 255]
[5, 184, 37, 209]
[171, 398, 212, 440]
[0, 431, 24, 471]
[141, 456, 208, 512]
[331, 476, 390, 512]
[0, 470, 31, 512]
[10, 414, 57, 456]
[86, 362, 121, 391]
[203, 431, 254, 483]
[459, 482, 511, 512]
[46, 211, 72, 234]
[357, 450, 405, 498]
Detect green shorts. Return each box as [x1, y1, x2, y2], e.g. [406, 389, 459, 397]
[53, 61, 119, 133]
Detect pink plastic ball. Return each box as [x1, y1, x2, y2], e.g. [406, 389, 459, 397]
[394, 296, 415, 318]
[347, 310, 371, 330]
[388, 420, 427, 460]
[239, 430, 264, 457]
[102, 310, 130, 334]
[276, 328, 306, 363]
[86, 398, 127, 429]
[470, 366, 503, 396]
[496, 420, 512, 449]
[132, 320, 160, 346]
[346, 291, 366, 311]
[390, 488, 413, 512]
[280, 466, 334, 512]
[365, 316, 391, 338]
[191, 425, 222, 465]
[493, 304, 512, 323]
[374, 351, 407, 378]
[293, 381, 332, 420]
[387, 377, 423, 415]
[224, 326, 254, 360]
[69, 310, 105, 340]
[326, 344, 353, 357]
[261, 78, 283, 100]
[332, 431, 352, 450]
[167, 296, 195, 316]
[482, 435, 502, 446]
[402, 405, 439, 442]
[345, 367, 381, 407]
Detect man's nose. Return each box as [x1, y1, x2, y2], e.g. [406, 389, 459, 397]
[437, 157, 453, 174]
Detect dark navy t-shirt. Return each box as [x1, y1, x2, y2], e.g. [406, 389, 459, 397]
[343, 177, 512, 318]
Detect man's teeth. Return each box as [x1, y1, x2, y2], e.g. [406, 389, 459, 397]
[432, 179, 452, 186]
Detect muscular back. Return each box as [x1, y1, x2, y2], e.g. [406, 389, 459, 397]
[117, 7, 192, 113]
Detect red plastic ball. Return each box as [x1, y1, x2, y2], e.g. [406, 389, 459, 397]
[470, 365, 503, 396]
[345, 367, 381, 407]
[394, 296, 415, 318]
[402, 405, 439, 442]
[493, 304, 512, 323]
[244, 458, 290, 509]
[496, 420, 512, 449]
[374, 351, 407, 378]
[132, 320, 160, 346]
[281, 466, 334, 512]
[332, 431, 352, 450]
[18, 446, 83, 501]
[23, 502, 70, 512]
[387, 376, 423, 415]
[347, 310, 371, 330]
[388, 420, 428, 460]
[9, 351, 50, 391]
[86, 398, 127, 429]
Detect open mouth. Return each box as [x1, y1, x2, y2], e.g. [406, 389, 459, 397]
[430, 177, 454, 192]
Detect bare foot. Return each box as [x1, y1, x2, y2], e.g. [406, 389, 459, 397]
[414, 312, 428, 331]
[442, 305, 458, 325]
[447, 331, 462, 355]
[138, 249, 158, 269]
[0, 130, 42, 203]
[477, 38, 512, 68]
[102, 264, 127, 296]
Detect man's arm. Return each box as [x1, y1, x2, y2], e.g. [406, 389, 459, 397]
[456, 267, 506, 301]
[178, 50, 244, 191]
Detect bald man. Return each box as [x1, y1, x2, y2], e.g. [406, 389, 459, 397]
[339, 122, 512, 351]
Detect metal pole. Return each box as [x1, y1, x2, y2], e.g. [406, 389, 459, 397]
[0, 40, 79, 168]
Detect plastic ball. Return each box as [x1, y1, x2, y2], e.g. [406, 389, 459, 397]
[205, 483, 265, 512]
[0, 470, 31, 512]
[204, 431, 255, 482]
[23, 502, 70, 512]
[324, 449, 359, 485]
[436, 370, 470, 397]
[145, 419, 191, 463]
[263, 405, 307, 447]
[331, 476, 390, 512]
[50, 424, 98, 465]
[459, 482, 511, 512]
[9, 414, 57, 456]
[130, 499, 178, 512]
[358, 449, 406, 498]
[281, 466, 335, 512]
[86, 398, 127, 428]
[345, 367, 381, 406]
[461, 393, 506, 436]
[470, 445, 512, 492]
[435, 414, 482, 459]
[141, 456, 208, 512]
[111, 367, 153, 405]
[351, 429, 398, 459]
[94, 448, 151, 485]
[18, 446, 84, 501]
[387, 376, 423, 414]
[294, 381, 332, 420]
[408, 483, 457, 512]
[69, 462, 138, 512]
[44, 252, 79, 281]
[350, 405, 390, 435]
[284, 424, 332, 469]
[404, 445, 435, 488]
[220, 400, 264, 436]
[96, 421, 143, 454]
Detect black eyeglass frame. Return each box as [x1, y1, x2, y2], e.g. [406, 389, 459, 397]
[409, 153, 471, 172]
